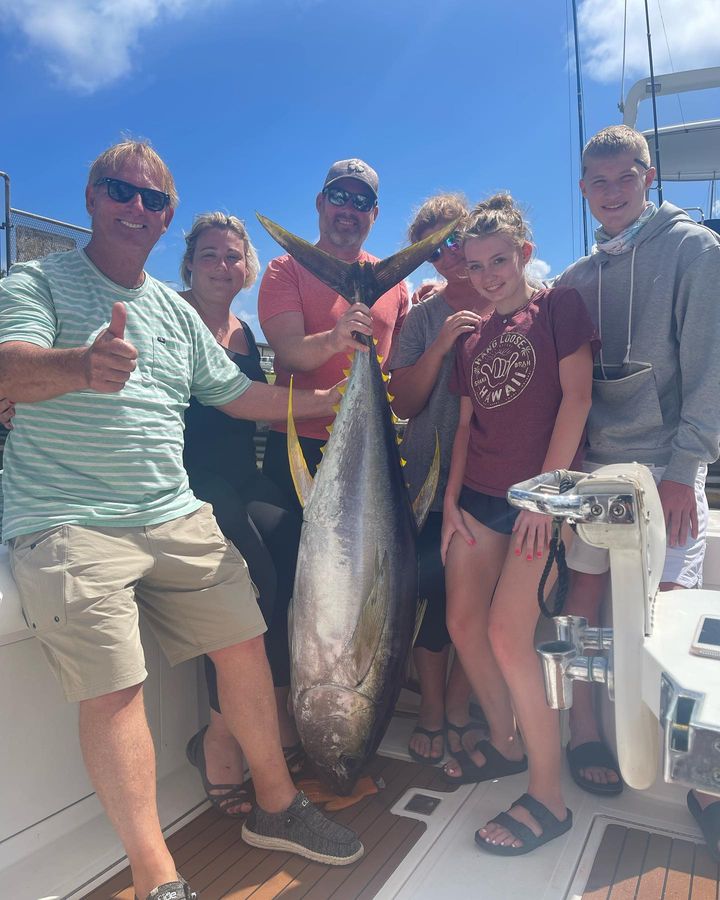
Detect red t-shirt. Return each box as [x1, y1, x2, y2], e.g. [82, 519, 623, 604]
[258, 252, 409, 440]
[450, 287, 599, 496]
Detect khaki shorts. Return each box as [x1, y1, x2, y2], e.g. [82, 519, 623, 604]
[566, 464, 708, 588]
[9, 504, 267, 702]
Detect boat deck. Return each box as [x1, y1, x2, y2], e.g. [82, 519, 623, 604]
[82, 753, 458, 900]
[80, 714, 720, 900]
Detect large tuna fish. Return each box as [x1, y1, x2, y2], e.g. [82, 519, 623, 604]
[257, 215, 452, 794]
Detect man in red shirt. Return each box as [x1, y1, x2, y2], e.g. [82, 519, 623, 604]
[258, 158, 409, 508]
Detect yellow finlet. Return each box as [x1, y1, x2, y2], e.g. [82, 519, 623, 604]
[376, 354, 384, 364]
[400, 458, 407, 467]
[326, 424, 334, 434]
[381, 372, 390, 382]
[373, 337, 379, 346]
[332, 403, 340, 413]
[337, 384, 347, 396]
[396, 435, 402, 445]
[342, 368, 351, 377]
[387, 392, 395, 403]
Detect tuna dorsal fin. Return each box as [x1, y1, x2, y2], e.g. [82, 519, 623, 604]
[411, 430, 440, 530]
[346, 550, 389, 687]
[287, 376, 314, 508]
[412, 598, 428, 648]
[257, 212, 460, 308]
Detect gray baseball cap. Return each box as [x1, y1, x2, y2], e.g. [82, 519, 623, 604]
[322, 158, 379, 199]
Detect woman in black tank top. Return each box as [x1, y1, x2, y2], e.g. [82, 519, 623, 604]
[179, 213, 303, 817]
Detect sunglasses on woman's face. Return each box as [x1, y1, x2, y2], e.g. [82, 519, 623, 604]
[94, 177, 171, 212]
[428, 232, 462, 262]
[322, 186, 376, 213]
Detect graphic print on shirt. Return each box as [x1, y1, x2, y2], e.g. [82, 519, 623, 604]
[471, 331, 536, 409]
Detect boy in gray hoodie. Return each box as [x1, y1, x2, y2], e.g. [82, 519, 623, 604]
[556, 125, 720, 858]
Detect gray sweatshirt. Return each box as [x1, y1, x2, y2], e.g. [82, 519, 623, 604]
[557, 202, 720, 485]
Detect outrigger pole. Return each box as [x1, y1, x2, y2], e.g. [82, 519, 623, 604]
[643, 0, 664, 204]
[570, 0, 589, 255]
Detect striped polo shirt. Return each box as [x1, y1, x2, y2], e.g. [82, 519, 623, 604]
[0, 250, 251, 540]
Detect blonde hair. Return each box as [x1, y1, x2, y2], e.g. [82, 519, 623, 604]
[461, 192, 531, 248]
[408, 193, 469, 243]
[180, 212, 260, 289]
[582, 125, 651, 174]
[88, 139, 179, 209]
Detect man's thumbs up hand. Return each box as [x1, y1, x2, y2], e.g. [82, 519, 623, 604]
[83, 302, 138, 392]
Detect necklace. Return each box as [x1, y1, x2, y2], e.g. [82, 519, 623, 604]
[495, 288, 540, 325]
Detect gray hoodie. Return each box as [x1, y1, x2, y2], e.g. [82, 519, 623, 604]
[557, 202, 720, 486]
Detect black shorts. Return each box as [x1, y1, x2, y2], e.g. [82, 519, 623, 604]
[458, 485, 519, 535]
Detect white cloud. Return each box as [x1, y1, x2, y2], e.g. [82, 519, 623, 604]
[527, 256, 551, 283]
[0, 0, 220, 93]
[578, 0, 720, 84]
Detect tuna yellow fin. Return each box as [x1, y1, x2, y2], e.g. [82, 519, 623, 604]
[287, 376, 314, 509]
[411, 430, 440, 530]
[412, 598, 428, 647]
[381, 372, 390, 382]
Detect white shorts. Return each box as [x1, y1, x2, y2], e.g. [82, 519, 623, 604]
[565, 464, 708, 588]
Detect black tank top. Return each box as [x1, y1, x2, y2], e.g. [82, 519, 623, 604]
[183, 321, 268, 490]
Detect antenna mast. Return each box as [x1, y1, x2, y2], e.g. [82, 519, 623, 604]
[643, 0, 663, 204]
[571, 0, 589, 254]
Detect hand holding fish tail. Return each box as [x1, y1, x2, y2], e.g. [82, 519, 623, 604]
[512, 510, 553, 560]
[329, 302, 373, 354]
[440, 502, 476, 564]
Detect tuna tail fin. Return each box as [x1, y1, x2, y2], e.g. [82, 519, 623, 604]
[412, 598, 428, 648]
[256, 213, 358, 300]
[411, 430, 440, 530]
[287, 376, 315, 508]
[346, 549, 389, 687]
[371, 219, 460, 301]
[257, 212, 460, 308]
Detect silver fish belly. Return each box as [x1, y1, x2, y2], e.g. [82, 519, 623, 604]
[290, 345, 417, 795]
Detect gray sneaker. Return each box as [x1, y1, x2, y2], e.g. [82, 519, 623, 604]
[241, 790, 364, 865]
[141, 875, 197, 900]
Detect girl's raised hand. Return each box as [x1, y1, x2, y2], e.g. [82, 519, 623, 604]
[440, 503, 476, 564]
[435, 310, 483, 356]
[512, 510, 552, 561]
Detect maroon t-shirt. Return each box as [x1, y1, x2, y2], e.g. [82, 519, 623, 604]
[450, 286, 599, 496]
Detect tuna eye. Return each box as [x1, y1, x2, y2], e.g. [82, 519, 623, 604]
[339, 754, 362, 772]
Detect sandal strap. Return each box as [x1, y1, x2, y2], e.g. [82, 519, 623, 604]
[512, 793, 563, 829]
[413, 725, 444, 740]
[489, 811, 537, 846]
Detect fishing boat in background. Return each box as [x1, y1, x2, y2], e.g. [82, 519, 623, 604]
[0, 48, 719, 900]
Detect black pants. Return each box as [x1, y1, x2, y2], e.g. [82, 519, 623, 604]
[261, 430, 325, 516]
[414, 511, 452, 652]
[188, 468, 301, 712]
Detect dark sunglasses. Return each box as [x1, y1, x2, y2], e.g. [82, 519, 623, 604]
[323, 186, 376, 213]
[428, 232, 461, 262]
[94, 177, 171, 212]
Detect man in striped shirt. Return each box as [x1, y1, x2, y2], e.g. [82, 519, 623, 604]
[0, 141, 363, 900]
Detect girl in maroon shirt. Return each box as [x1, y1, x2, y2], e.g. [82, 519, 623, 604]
[441, 193, 598, 856]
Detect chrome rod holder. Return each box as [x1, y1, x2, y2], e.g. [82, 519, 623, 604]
[536, 639, 614, 709]
[554, 614, 613, 652]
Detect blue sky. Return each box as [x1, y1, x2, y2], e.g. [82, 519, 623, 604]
[1, 0, 718, 338]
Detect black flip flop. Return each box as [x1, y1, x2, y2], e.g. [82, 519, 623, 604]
[408, 724, 445, 763]
[443, 739, 527, 785]
[566, 741, 623, 796]
[475, 793, 572, 856]
[687, 790, 720, 862]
